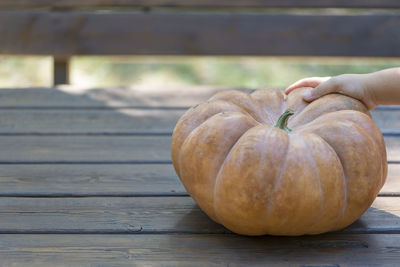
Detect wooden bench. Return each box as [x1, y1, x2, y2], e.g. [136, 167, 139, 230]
[1, 1, 400, 84]
[0, 1, 400, 265]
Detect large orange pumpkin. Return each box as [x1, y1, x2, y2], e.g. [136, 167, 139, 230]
[171, 88, 387, 236]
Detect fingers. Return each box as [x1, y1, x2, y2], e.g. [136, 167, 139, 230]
[285, 77, 331, 95]
[302, 78, 338, 102]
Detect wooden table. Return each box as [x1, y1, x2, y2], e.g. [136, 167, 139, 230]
[0, 87, 399, 266]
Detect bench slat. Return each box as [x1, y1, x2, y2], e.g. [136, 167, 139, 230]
[0, 135, 398, 162]
[0, 108, 397, 134]
[0, 196, 397, 234]
[0, 109, 182, 134]
[0, 163, 397, 196]
[0, 164, 184, 196]
[0, 87, 227, 107]
[2, 0, 400, 9]
[1, 233, 400, 266]
[1, 12, 400, 56]
[0, 88, 396, 110]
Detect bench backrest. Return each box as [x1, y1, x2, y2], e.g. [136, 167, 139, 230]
[1, 0, 399, 84]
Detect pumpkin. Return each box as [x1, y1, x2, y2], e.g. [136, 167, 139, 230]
[171, 87, 387, 236]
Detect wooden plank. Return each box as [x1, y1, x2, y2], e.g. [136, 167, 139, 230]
[381, 164, 400, 195]
[0, 164, 185, 196]
[383, 137, 400, 162]
[0, 87, 225, 108]
[1, 0, 400, 9]
[0, 136, 170, 163]
[0, 109, 182, 134]
[1, 12, 400, 57]
[1, 234, 400, 266]
[0, 135, 398, 162]
[0, 88, 109, 108]
[0, 108, 397, 135]
[0, 196, 220, 233]
[0, 196, 397, 233]
[0, 163, 397, 197]
[0, 88, 395, 111]
[371, 109, 400, 133]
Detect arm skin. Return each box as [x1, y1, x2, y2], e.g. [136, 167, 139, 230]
[285, 68, 400, 110]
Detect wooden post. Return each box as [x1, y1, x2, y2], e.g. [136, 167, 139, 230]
[53, 57, 70, 86]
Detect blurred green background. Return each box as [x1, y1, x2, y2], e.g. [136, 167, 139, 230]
[0, 56, 399, 88]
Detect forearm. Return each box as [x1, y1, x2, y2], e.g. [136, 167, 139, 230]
[365, 68, 400, 106]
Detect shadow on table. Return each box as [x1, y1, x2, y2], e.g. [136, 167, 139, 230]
[170, 205, 399, 265]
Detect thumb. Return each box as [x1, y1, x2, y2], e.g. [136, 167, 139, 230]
[303, 78, 337, 102]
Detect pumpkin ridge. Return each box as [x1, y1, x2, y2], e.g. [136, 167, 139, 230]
[250, 88, 284, 122]
[308, 120, 382, 229]
[323, 111, 387, 189]
[178, 112, 259, 174]
[178, 112, 259, 222]
[297, 133, 325, 234]
[263, 132, 291, 223]
[217, 99, 268, 124]
[288, 94, 369, 128]
[333, 122, 383, 228]
[342, 114, 386, 189]
[173, 106, 260, 174]
[212, 125, 274, 223]
[171, 100, 247, 175]
[292, 110, 368, 132]
[247, 92, 275, 125]
[212, 94, 273, 125]
[349, 123, 385, 195]
[305, 132, 348, 228]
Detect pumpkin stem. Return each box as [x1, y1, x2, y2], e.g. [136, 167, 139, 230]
[274, 109, 294, 133]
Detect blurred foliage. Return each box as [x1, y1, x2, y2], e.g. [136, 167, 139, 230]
[0, 56, 399, 88]
[0, 56, 52, 87]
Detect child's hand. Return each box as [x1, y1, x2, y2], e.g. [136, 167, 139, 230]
[285, 76, 331, 95]
[285, 74, 378, 110]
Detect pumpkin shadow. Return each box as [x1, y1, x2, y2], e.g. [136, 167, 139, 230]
[343, 206, 400, 234]
[173, 204, 229, 234]
[171, 203, 399, 265]
[175, 204, 400, 235]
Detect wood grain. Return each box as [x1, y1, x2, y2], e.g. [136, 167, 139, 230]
[0, 235, 400, 267]
[0, 89, 397, 265]
[0, 163, 397, 196]
[1, 12, 400, 56]
[1, 234, 400, 266]
[0, 108, 397, 134]
[371, 110, 400, 133]
[381, 164, 400, 195]
[0, 196, 397, 234]
[0, 87, 228, 108]
[0, 164, 185, 196]
[1, 0, 400, 9]
[0, 136, 170, 162]
[382, 137, 400, 162]
[0, 88, 395, 110]
[0, 135, 398, 162]
[0, 109, 181, 134]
